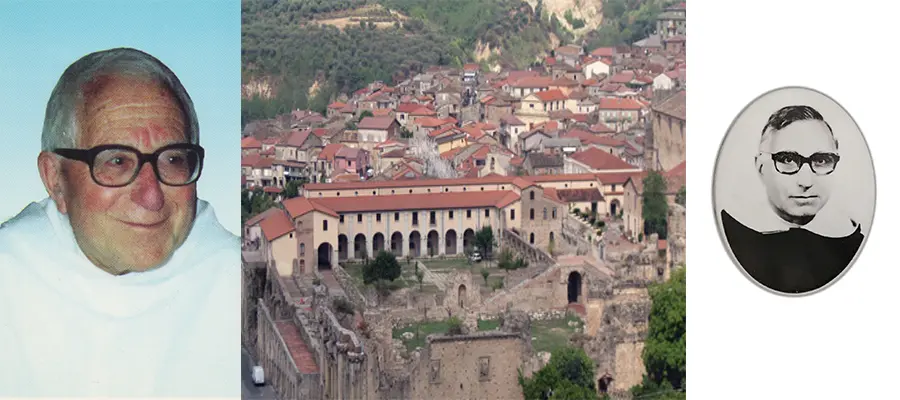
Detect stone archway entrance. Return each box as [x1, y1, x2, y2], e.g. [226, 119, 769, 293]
[610, 199, 620, 217]
[317, 243, 333, 270]
[409, 231, 421, 257]
[445, 229, 457, 254]
[391, 232, 403, 256]
[337, 234, 348, 261]
[463, 228, 476, 252]
[373, 232, 385, 254]
[598, 372, 614, 394]
[567, 271, 582, 303]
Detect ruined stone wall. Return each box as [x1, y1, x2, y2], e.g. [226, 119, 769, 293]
[573, 288, 651, 395]
[332, 262, 370, 309]
[502, 229, 554, 267]
[256, 300, 313, 400]
[316, 298, 370, 400]
[242, 260, 267, 355]
[561, 215, 595, 257]
[667, 203, 686, 272]
[411, 332, 528, 400]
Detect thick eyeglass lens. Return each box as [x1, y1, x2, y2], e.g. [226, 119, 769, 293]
[157, 147, 201, 184]
[93, 148, 140, 186]
[91, 147, 201, 186]
[773, 153, 837, 175]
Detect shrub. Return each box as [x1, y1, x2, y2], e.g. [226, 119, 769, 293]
[598, 220, 605, 228]
[364, 251, 402, 284]
[638, 233, 644, 242]
[333, 297, 355, 315]
[447, 316, 463, 335]
[491, 279, 504, 291]
[481, 268, 490, 284]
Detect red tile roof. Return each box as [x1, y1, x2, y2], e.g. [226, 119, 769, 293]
[358, 116, 395, 130]
[570, 147, 635, 170]
[597, 98, 644, 110]
[284, 129, 311, 147]
[259, 209, 293, 241]
[245, 207, 283, 227]
[318, 144, 343, 162]
[310, 190, 520, 213]
[510, 76, 555, 88]
[328, 101, 346, 109]
[282, 196, 338, 218]
[241, 136, 262, 149]
[533, 89, 568, 102]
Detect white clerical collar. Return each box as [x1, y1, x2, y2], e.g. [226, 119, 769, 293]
[749, 202, 858, 238]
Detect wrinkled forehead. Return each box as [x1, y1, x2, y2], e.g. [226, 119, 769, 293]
[764, 120, 836, 155]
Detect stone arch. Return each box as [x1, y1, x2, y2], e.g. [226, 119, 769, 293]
[567, 271, 582, 303]
[610, 199, 621, 216]
[409, 231, 421, 257]
[354, 233, 367, 259]
[445, 229, 457, 255]
[549, 232, 554, 242]
[390, 231, 403, 256]
[458, 284, 467, 308]
[427, 230, 440, 257]
[317, 243, 333, 270]
[337, 234, 349, 261]
[299, 259, 306, 274]
[529, 232, 535, 245]
[463, 228, 476, 252]
[373, 232, 385, 254]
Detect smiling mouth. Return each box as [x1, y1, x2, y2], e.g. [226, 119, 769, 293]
[121, 220, 166, 229]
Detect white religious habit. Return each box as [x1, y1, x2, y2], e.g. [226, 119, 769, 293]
[0, 198, 241, 398]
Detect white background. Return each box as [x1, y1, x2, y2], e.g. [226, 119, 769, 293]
[713, 87, 876, 234]
[691, 1, 895, 398]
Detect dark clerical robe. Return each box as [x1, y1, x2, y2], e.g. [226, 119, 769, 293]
[721, 209, 864, 294]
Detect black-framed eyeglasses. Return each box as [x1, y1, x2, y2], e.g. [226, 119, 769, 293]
[54, 143, 205, 187]
[761, 151, 840, 176]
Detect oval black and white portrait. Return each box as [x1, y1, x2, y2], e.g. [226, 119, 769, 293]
[713, 87, 876, 295]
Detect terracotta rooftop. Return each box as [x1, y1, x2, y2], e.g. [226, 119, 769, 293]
[570, 147, 636, 170]
[358, 116, 396, 130]
[274, 321, 319, 374]
[244, 207, 283, 227]
[259, 209, 293, 241]
[241, 136, 262, 149]
[284, 129, 311, 147]
[556, 188, 605, 202]
[533, 89, 568, 102]
[653, 90, 686, 120]
[318, 143, 344, 162]
[597, 98, 644, 110]
[303, 172, 614, 192]
[309, 190, 521, 213]
[283, 196, 339, 218]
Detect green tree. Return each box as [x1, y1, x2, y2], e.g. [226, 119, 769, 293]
[642, 171, 669, 239]
[496, 247, 516, 276]
[481, 268, 490, 285]
[639, 267, 686, 394]
[358, 110, 374, 121]
[675, 185, 685, 207]
[415, 268, 425, 291]
[282, 179, 306, 199]
[363, 250, 402, 284]
[474, 226, 496, 260]
[519, 347, 598, 400]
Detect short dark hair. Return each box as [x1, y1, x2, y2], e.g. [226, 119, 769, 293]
[760, 105, 836, 148]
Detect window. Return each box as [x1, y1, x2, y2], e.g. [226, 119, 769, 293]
[289, 232, 293, 239]
[340, 215, 345, 223]
[394, 212, 400, 221]
[357, 214, 363, 223]
[428, 188, 431, 192]
[529, 191, 535, 200]
[552, 208, 557, 219]
[530, 208, 535, 220]
[354, 191, 358, 196]
[336, 192, 340, 196]
[412, 212, 419, 225]
[376, 213, 382, 222]
[529, 233, 535, 244]
[445, 188, 449, 192]
[543, 208, 547, 220]
[323, 220, 328, 231]
[430, 211, 436, 225]
[409, 189, 413, 193]
[550, 232, 555, 242]
[480, 187, 484, 191]
[510, 209, 515, 220]
[484, 209, 490, 218]
[300, 243, 305, 255]
[466, 209, 472, 218]
[372, 191, 376, 195]
[612, 184, 617, 191]
[449, 211, 454, 219]
[391, 190, 395, 194]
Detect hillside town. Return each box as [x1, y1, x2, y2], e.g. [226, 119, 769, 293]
[240, 3, 686, 399]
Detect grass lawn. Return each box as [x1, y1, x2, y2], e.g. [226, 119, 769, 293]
[421, 257, 475, 271]
[393, 320, 453, 352]
[343, 262, 443, 293]
[531, 315, 584, 354]
[477, 315, 583, 354]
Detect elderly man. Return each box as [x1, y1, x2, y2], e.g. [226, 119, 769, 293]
[0, 48, 238, 396]
[721, 105, 864, 294]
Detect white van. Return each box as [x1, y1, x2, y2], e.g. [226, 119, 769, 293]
[252, 366, 265, 386]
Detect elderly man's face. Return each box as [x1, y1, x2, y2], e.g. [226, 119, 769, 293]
[54, 75, 196, 274]
[758, 120, 837, 223]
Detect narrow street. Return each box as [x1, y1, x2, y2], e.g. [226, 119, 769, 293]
[242, 347, 278, 400]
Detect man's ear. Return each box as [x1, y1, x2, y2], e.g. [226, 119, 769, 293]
[38, 151, 67, 214]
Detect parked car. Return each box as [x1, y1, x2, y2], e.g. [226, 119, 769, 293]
[469, 251, 482, 262]
[252, 365, 265, 386]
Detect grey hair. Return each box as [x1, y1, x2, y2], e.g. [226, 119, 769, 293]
[41, 47, 199, 151]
